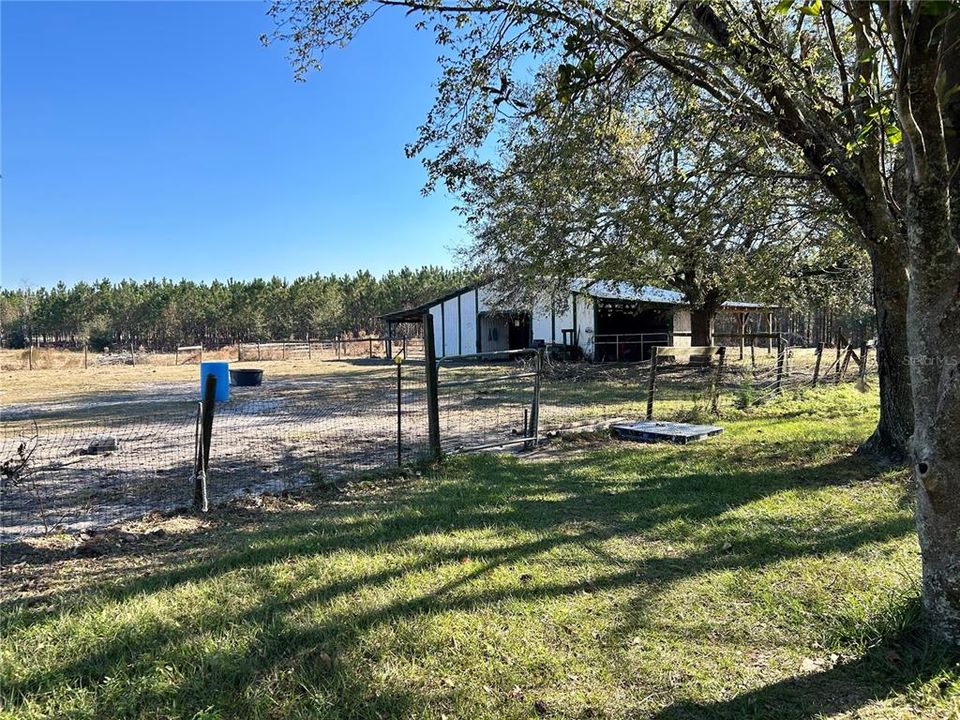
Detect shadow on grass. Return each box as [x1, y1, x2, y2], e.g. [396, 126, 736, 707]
[652, 617, 957, 720]
[2, 432, 931, 718]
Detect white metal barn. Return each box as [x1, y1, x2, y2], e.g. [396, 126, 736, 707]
[382, 280, 771, 361]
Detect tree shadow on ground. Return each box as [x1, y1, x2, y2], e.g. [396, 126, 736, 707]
[652, 616, 958, 720]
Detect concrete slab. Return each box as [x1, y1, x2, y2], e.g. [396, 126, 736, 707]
[611, 420, 723, 444]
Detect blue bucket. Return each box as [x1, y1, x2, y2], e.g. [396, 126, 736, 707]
[200, 361, 230, 402]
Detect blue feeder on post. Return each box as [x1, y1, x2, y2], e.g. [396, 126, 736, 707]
[200, 361, 230, 402]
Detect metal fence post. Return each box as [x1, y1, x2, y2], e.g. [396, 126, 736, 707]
[423, 314, 442, 460]
[646, 345, 660, 420]
[396, 354, 403, 466]
[194, 374, 217, 512]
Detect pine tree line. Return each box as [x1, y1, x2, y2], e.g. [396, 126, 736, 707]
[0, 266, 471, 351]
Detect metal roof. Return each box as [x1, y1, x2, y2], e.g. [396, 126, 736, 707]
[381, 279, 773, 322]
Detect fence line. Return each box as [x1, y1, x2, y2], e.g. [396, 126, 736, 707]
[2, 329, 874, 542]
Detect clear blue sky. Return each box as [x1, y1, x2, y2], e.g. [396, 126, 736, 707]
[1, 0, 466, 289]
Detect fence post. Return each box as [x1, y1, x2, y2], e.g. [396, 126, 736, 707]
[194, 374, 217, 512]
[812, 341, 824, 386]
[423, 314, 442, 461]
[526, 349, 543, 449]
[237, 343, 242, 362]
[396, 354, 403, 466]
[711, 346, 726, 415]
[750, 339, 755, 368]
[774, 335, 785, 396]
[646, 345, 660, 420]
[835, 338, 842, 382]
[837, 344, 854, 383]
[859, 343, 870, 382]
[84, 343, 88, 370]
[282, 342, 286, 361]
[175, 346, 179, 365]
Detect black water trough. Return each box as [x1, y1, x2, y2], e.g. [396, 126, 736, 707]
[230, 368, 263, 387]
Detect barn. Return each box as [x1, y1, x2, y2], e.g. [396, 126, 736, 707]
[381, 280, 773, 361]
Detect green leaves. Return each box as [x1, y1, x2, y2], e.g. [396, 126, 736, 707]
[884, 124, 903, 145]
[800, 0, 822, 16]
[774, 0, 794, 15]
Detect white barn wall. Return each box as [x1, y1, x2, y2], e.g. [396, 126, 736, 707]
[460, 290, 478, 354]
[442, 298, 459, 356]
[429, 304, 443, 357]
[531, 294, 555, 344]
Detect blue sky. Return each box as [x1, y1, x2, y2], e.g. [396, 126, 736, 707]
[1, 0, 467, 289]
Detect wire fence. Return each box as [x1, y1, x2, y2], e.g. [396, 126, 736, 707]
[1, 337, 875, 542]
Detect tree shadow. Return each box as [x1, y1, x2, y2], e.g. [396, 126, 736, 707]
[651, 616, 957, 720]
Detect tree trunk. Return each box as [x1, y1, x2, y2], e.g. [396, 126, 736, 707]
[860, 242, 914, 459]
[690, 306, 716, 347]
[888, 2, 960, 645]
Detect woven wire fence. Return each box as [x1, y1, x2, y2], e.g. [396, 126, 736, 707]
[1, 363, 429, 541]
[1, 344, 874, 541]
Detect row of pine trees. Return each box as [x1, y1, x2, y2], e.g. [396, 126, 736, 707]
[0, 267, 471, 351]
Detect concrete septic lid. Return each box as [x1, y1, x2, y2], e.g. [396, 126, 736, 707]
[611, 421, 723, 444]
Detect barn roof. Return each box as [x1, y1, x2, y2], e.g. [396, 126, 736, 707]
[381, 279, 773, 323]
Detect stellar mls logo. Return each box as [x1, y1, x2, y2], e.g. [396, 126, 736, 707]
[904, 355, 960, 367]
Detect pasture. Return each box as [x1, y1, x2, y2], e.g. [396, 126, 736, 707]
[2, 386, 957, 719]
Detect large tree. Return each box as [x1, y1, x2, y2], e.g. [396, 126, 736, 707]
[267, 0, 915, 458]
[267, 0, 960, 641]
[462, 71, 848, 344]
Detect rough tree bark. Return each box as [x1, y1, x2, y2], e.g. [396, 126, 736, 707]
[690, 307, 716, 347]
[890, 1, 960, 644]
[861, 241, 914, 458]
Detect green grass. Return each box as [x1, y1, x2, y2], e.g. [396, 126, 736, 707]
[2, 385, 958, 719]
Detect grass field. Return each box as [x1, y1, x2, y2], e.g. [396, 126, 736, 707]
[2, 385, 957, 719]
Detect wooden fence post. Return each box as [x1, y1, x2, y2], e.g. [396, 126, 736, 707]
[646, 345, 660, 420]
[837, 344, 854, 383]
[526, 348, 543, 449]
[423, 314, 442, 460]
[750, 339, 756, 368]
[859, 343, 870, 382]
[835, 338, 842, 382]
[84, 343, 88, 370]
[774, 335, 785, 396]
[237, 343, 242, 362]
[711, 346, 726, 415]
[812, 342, 824, 386]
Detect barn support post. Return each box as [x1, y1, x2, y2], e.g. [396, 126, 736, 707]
[812, 342, 825, 386]
[423, 313, 442, 461]
[646, 346, 660, 420]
